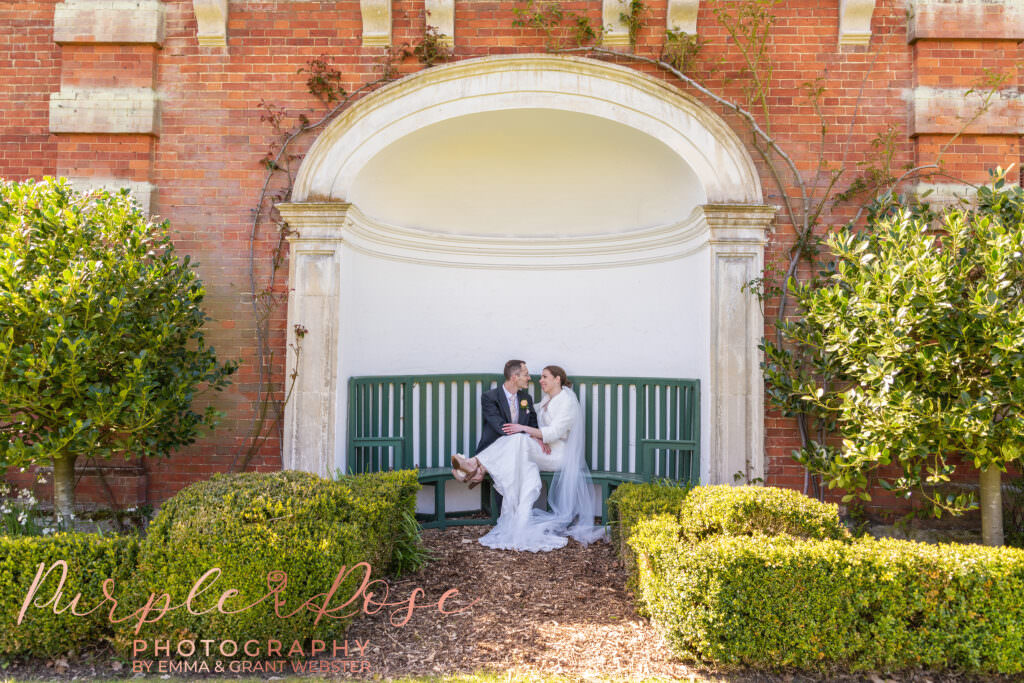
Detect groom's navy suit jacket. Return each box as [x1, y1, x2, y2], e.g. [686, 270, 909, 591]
[475, 386, 539, 454]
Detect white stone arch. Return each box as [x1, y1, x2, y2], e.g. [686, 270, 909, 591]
[293, 54, 761, 205]
[279, 54, 775, 488]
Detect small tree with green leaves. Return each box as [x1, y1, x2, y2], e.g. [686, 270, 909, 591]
[771, 170, 1024, 546]
[0, 177, 240, 520]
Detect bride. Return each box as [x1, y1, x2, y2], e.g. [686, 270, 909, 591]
[451, 366, 607, 552]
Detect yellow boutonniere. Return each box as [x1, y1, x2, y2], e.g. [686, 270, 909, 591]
[520, 399, 529, 410]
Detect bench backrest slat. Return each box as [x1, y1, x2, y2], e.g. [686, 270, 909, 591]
[347, 374, 699, 482]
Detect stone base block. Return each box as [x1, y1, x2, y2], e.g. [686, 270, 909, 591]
[911, 87, 1024, 136]
[68, 177, 156, 214]
[49, 87, 159, 135]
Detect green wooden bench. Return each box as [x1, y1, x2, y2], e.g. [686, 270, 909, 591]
[347, 374, 699, 529]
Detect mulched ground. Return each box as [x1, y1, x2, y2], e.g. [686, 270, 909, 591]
[344, 525, 694, 680]
[341, 526, 1010, 683]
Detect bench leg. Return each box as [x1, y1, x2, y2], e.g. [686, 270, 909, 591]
[479, 483, 490, 518]
[434, 480, 446, 530]
[488, 483, 499, 524]
[601, 481, 612, 526]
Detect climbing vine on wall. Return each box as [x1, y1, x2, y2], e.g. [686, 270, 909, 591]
[508, 0, 1010, 510]
[237, 24, 452, 473]
[238, 1, 1010, 521]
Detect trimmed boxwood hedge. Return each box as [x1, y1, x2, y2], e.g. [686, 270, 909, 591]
[608, 483, 846, 572]
[113, 469, 419, 656]
[677, 485, 850, 542]
[1, 470, 419, 660]
[619, 483, 1024, 674]
[0, 533, 140, 657]
[631, 517, 1024, 672]
[607, 481, 690, 562]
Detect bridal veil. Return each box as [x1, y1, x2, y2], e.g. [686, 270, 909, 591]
[538, 388, 608, 546]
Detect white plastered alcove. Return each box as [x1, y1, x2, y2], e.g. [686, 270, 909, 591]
[349, 108, 704, 235]
[279, 55, 775, 512]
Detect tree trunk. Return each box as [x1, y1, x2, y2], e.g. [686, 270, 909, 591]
[52, 454, 77, 523]
[980, 465, 1004, 547]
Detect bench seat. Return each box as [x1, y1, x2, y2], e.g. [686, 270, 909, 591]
[349, 374, 700, 530]
[415, 466, 653, 530]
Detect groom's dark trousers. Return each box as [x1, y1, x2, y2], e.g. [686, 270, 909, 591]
[475, 386, 539, 453]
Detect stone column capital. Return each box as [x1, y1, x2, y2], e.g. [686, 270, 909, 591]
[703, 204, 776, 245]
[278, 202, 350, 243]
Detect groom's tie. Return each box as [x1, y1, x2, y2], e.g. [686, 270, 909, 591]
[510, 395, 518, 423]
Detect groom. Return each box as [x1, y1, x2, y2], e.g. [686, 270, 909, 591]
[476, 359, 540, 454]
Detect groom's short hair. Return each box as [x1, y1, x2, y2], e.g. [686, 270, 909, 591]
[503, 359, 526, 380]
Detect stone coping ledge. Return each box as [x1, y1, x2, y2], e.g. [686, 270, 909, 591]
[908, 0, 1024, 42]
[54, 0, 165, 45]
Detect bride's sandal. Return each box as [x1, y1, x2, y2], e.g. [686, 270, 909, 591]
[452, 454, 477, 484]
[451, 455, 467, 481]
[467, 462, 486, 490]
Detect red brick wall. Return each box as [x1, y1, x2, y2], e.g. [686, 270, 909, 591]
[0, 1, 59, 179]
[1, 0, 1021, 513]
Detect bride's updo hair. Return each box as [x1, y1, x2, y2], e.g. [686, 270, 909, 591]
[544, 365, 571, 388]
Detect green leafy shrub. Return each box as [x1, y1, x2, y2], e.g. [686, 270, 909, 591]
[115, 470, 419, 656]
[764, 171, 1024, 545]
[607, 481, 690, 562]
[0, 177, 239, 517]
[607, 481, 691, 602]
[630, 519, 1024, 673]
[0, 533, 140, 657]
[677, 485, 850, 542]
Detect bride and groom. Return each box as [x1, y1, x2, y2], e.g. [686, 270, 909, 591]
[451, 360, 608, 552]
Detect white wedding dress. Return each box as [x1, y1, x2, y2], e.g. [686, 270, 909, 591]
[474, 388, 608, 552]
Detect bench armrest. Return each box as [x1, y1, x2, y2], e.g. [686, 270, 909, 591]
[349, 437, 407, 471]
[638, 439, 699, 481]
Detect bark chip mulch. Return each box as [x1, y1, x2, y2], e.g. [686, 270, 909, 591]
[344, 524, 698, 680]
[343, 526, 1011, 683]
